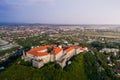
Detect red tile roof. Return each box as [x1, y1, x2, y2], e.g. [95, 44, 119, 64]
[28, 52, 49, 57]
[52, 47, 63, 55]
[27, 46, 50, 57]
[65, 47, 75, 53]
[80, 47, 84, 50]
[30, 46, 50, 51]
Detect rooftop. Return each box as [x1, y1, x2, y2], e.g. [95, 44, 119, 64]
[27, 45, 50, 57]
[28, 52, 49, 57]
[65, 47, 75, 53]
[52, 47, 63, 55]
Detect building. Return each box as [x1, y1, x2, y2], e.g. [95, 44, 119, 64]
[22, 45, 88, 68]
[52, 47, 63, 61]
[22, 46, 51, 68]
[64, 47, 76, 60]
[100, 48, 119, 53]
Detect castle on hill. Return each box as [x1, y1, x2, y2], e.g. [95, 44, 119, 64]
[22, 45, 88, 68]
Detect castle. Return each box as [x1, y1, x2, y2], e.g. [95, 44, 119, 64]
[22, 45, 88, 68]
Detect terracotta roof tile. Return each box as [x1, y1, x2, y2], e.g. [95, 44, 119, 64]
[27, 46, 50, 57]
[65, 47, 75, 53]
[80, 47, 84, 50]
[28, 51, 49, 57]
[31, 46, 50, 51]
[52, 47, 63, 55]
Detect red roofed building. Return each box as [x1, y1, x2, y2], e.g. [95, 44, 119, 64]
[23, 46, 51, 68]
[75, 46, 82, 54]
[28, 45, 50, 53]
[80, 47, 84, 52]
[64, 46, 76, 60]
[27, 46, 50, 56]
[22, 45, 88, 68]
[51, 47, 63, 61]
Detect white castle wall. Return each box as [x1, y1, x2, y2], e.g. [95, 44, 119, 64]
[36, 54, 50, 63]
[55, 50, 64, 61]
[32, 60, 44, 68]
[65, 49, 76, 60]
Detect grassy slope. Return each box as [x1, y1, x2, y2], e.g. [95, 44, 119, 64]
[0, 54, 87, 80]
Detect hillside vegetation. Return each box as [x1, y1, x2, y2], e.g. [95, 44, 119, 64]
[0, 52, 99, 80]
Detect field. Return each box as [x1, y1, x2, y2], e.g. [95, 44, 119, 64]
[85, 31, 120, 38]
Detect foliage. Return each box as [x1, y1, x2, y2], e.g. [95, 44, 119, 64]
[91, 41, 105, 50]
[83, 52, 100, 80]
[0, 46, 19, 56]
[96, 52, 120, 80]
[91, 41, 120, 51]
[0, 54, 88, 80]
[16, 34, 58, 47]
[20, 60, 32, 66]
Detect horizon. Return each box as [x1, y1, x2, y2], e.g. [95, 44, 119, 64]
[1, 22, 120, 25]
[1, 22, 120, 26]
[0, 0, 120, 24]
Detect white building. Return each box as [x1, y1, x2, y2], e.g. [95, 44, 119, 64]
[100, 48, 119, 53]
[22, 45, 88, 68]
[22, 46, 51, 68]
[64, 47, 76, 60]
[52, 47, 63, 61]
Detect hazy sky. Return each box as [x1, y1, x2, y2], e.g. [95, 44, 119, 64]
[0, 0, 120, 24]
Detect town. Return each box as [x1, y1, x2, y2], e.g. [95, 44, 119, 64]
[0, 24, 120, 80]
[1, 0, 120, 80]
